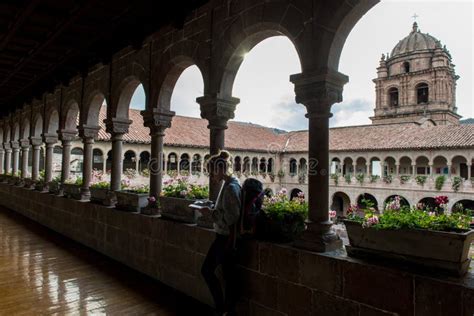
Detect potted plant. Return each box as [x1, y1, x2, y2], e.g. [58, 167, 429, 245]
[356, 173, 365, 185]
[116, 184, 149, 212]
[344, 195, 474, 276]
[400, 175, 410, 184]
[23, 177, 36, 189]
[345, 174, 352, 184]
[141, 195, 160, 216]
[331, 173, 339, 186]
[48, 175, 61, 194]
[63, 177, 83, 200]
[34, 170, 47, 191]
[257, 188, 307, 242]
[89, 170, 116, 206]
[415, 175, 427, 186]
[435, 175, 446, 191]
[452, 176, 463, 192]
[160, 176, 209, 223]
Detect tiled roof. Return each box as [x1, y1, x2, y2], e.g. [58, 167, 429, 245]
[97, 107, 474, 152]
[97, 108, 284, 152]
[461, 118, 474, 125]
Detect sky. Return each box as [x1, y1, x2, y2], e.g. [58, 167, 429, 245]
[130, 0, 473, 131]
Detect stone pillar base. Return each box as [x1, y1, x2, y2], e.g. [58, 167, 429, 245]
[294, 221, 342, 252]
[80, 188, 91, 201]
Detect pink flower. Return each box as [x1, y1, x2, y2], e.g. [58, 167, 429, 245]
[148, 196, 156, 203]
[435, 195, 449, 205]
[363, 215, 379, 228]
[329, 210, 336, 218]
[428, 211, 436, 217]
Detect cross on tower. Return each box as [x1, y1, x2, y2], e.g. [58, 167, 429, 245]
[412, 13, 419, 22]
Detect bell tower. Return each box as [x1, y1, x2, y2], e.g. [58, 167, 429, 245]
[371, 22, 460, 125]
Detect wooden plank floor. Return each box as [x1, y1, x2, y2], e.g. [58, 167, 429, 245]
[0, 207, 212, 315]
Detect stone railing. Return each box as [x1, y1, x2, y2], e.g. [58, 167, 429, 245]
[0, 182, 473, 315]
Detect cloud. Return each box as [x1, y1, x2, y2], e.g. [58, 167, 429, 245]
[270, 96, 308, 131]
[330, 99, 373, 127]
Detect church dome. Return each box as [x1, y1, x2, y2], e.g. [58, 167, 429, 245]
[390, 22, 439, 58]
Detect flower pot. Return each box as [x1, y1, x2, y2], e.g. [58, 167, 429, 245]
[258, 213, 306, 243]
[90, 187, 116, 206]
[160, 196, 197, 223]
[63, 183, 82, 200]
[344, 220, 474, 276]
[116, 190, 148, 212]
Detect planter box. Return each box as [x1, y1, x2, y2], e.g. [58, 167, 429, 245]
[257, 214, 306, 243]
[35, 182, 47, 192]
[63, 183, 82, 200]
[116, 190, 148, 212]
[90, 187, 116, 206]
[344, 220, 474, 276]
[160, 196, 197, 223]
[49, 182, 61, 195]
[23, 179, 36, 189]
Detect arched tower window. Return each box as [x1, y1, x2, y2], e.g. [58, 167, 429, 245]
[417, 83, 429, 104]
[388, 88, 399, 106]
[403, 61, 410, 73]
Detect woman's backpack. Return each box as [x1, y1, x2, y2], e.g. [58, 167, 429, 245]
[239, 178, 265, 235]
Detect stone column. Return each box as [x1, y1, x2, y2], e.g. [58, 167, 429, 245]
[20, 140, 30, 178]
[106, 119, 131, 191]
[142, 109, 174, 199]
[196, 95, 239, 202]
[366, 162, 371, 177]
[352, 162, 357, 175]
[467, 164, 472, 180]
[290, 70, 348, 252]
[43, 135, 58, 183]
[79, 126, 101, 198]
[11, 142, 20, 175]
[447, 164, 452, 178]
[58, 131, 75, 184]
[102, 158, 106, 173]
[428, 163, 434, 177]
[395, 163, 400, 176]
[0, 148, 4, 174]
[4, 144, 12, 174]
[30, 137, 42, 180]
[411, 163, 416, 176]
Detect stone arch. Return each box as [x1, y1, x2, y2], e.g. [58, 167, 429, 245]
[191, 153, 202, 174]
[21, 118, 30, 140]
[31, 113, 43, 137]
[61, 99, 80, 132]
[418, 197, 437, 211]
[3, 124, 10, 143]
[289, 158, 298, 176]
[384, 195, 410, 210]
[451, 199, 474, 213]
[179, 153, 190, 174]
[290, 188, 303, 200]
[12, 122, 20, 142]
[167, 152, 178, 172]
[327, 0, 379, 70]
[259, 157, 267, 173]
[357, 193, 378, 211]
[433, 155, 448, 175]
[234, 156, 242, 173]
[123, 150, 137, 171]
[331, 191, 351, 217]
[415, 82, 429, 104]
[44, 109, 59, 135]
[243, 156, 250, 173]
[267, 157, 274, 173]
[92, 148, 104, 171]
[139, 151, 150, 173]
[112, 74, 146, 121]
[151, 46, 207, 111]
[82, 91, 106, 127]
[217, 14, 304, 98]
[387, 86, 399, 107]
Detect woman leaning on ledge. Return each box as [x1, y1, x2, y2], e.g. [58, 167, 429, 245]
[200, 150, 241, 316]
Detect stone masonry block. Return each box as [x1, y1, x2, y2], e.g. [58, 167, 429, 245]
[415, 276, 463, 316]
[260, 242, 300, 283]
[300, 252, 342, 295]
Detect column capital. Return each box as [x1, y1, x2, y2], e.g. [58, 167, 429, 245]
[105, 118, 132, 135]
[196, 94, 240, 129]
[42, 133, 58, 145]
[20, 139, 30, 148]
[290, 69, 348, 115]
[29, 136, 42, 147]
[3, 143, 11, 150]
[78, 125, 101, 139]
[141, 109, 174, 128]
[58, 129, 77, 142]
[10, 141, 20, 150]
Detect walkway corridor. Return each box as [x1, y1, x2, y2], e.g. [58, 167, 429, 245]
[0, 207, 212, 315]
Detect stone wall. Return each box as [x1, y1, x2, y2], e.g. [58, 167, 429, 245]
[1, 183, 474, 315]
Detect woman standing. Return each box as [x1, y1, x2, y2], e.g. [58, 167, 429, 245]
[201, 150, 241, 316]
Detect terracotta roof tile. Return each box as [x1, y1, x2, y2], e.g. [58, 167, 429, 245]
[96, 107, 474, 152]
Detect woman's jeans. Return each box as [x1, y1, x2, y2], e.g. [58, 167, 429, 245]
[201, 234, 238, 313]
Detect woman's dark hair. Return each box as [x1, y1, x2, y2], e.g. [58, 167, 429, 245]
[206, 150, 232, 175]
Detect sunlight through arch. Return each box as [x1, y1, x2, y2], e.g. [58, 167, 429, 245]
[232, 36, 301, 131]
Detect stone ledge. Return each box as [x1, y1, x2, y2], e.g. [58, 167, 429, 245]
[0, 182, 473, 316]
